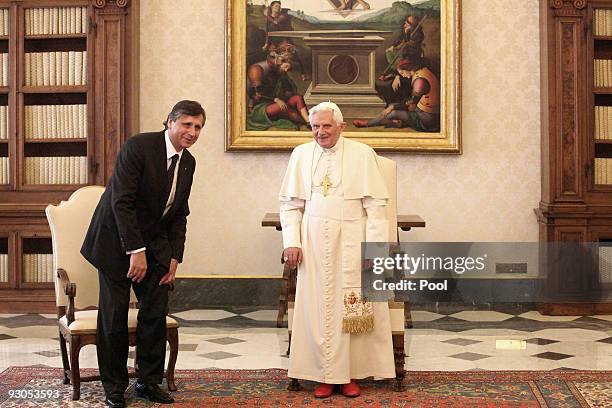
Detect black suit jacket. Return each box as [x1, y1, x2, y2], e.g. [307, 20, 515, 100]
[81, 131, 195, 278]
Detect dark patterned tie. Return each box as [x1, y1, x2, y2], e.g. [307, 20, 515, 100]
[167, 154, 179, 190]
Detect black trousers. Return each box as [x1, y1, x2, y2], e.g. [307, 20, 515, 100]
[96, 255, 169, 396]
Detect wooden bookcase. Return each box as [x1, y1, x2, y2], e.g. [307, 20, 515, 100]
[0, 0, 138, 312]
[538, 0, 612, 315]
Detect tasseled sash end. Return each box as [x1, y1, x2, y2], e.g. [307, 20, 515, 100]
[342, 314, 374, 334]
[342, 289, 374, 334]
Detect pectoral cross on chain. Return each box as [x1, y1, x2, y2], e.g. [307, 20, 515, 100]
[322, 174, 332, 196]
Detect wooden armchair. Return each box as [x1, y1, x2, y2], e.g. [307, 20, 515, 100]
[45, 186, 179, 400]
[377, 155, 407, 391]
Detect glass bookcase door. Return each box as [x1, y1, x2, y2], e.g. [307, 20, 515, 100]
[21, 5, 89, 190]
[20, 235, 53, 287]
[0, 7, 9, 187]
[592, 6, 612, 188]
[0, 236, 8, 284]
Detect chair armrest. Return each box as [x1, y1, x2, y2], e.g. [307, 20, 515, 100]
[57, 268, 76, 325]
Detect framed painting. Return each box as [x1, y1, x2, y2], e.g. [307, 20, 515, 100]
[226, 0, 461, 152]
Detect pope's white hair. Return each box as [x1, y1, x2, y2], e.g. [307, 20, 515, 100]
[308, 101, 344, 125]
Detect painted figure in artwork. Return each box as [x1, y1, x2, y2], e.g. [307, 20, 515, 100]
[375, 14, 426, 107]
[247, 48, 310, 130]
[354, 51, 440, 132]
[261, 1, 306, 80]
[262, 1, 293, 51]
[388, 14, 425, 58]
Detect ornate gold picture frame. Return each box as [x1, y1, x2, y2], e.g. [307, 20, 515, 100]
[226, 0, 461, 153]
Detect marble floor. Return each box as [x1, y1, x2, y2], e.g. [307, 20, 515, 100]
[0, 307, 611, 373]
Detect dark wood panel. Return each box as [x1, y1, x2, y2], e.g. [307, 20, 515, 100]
[96, 13, 124, 183]
[24, 92, 86, 105]
[0, 290, 56, 313]
[22, 237, 52, 253]
[22, 85, 88, 94]
[594, 39, 612, 59]
[24, 142, 87, 156]
[555, 228, 586, 242]
[595, 94, 612, 105]
[595, 142, 612, 157]
[24, 37, 86, 52]
[558, 21, 580, 196]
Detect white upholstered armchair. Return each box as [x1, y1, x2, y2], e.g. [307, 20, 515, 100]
[45, 186, 180, 400]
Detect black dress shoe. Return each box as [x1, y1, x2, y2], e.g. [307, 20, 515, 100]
[105, 394, 126, 408]
[134, 381, 174, 404]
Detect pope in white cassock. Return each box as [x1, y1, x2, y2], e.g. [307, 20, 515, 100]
[279, 101, 395, 399]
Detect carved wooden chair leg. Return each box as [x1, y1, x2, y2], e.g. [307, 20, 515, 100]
[166, 328, 179, 391]
[393, 372, 406, 392]
[69, 338, 82, 400]
[277, 263, 291, 327]
[404, 301, 413, 329]
[287, 378, 300, 391]
[59, 331, 71, 385]
[392, 333, 406, 392]
[133, 343, 140, 375]
[285, 265, 298, 390]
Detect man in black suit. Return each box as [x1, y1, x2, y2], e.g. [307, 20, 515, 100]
[81, 100, 205, 407]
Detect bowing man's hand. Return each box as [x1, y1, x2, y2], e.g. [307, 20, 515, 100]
[159, 258, 178, 286]
[127, 252, 147, 282]
[282, 247, 302, 270]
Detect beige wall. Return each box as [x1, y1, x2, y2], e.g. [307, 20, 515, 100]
[139, 0, 541, 277]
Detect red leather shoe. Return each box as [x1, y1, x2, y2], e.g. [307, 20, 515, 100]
[342, 381, 360, 397]
[353, 119, 369, 128]
[314, 383, 334, 398]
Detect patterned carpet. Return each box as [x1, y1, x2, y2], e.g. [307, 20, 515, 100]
[0, 367, 610, 407]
